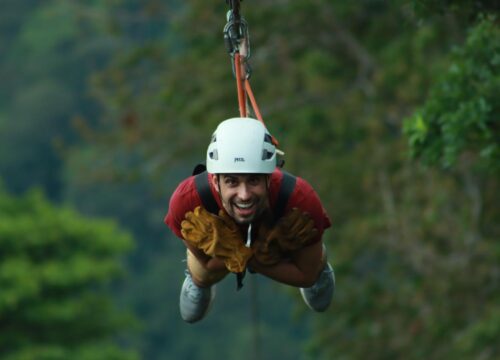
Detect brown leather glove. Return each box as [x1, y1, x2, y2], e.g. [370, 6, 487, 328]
[251, 208, 319, 265]
[181, 206, 253, 273]
[251, 221, 283, 265]
[180, 206, 212, 247]
[267, 208, 319, 251]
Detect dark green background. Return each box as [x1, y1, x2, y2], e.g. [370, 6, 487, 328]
[0, 1, 498, 359]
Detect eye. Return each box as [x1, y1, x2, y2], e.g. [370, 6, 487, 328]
[248, 175, 262, 186]
[224, 177, 238, 187]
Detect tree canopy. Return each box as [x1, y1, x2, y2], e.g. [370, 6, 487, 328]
[0, 0, 498, 359]
[0, 185, 136, 359]
[405, 16, 499, 172]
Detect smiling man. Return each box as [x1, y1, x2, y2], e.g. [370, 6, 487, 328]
[164, 117, 335, 323]
[214, 173, 269, 223]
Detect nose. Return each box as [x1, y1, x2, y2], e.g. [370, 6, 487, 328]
[237, 184, 252, 201]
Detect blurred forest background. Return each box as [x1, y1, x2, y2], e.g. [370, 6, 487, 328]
[0, 0, 498, 359]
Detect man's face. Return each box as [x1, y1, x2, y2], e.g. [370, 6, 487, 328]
[212, 173, 270, 225]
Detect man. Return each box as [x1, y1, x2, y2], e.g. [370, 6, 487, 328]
[165, 117, 335, 323]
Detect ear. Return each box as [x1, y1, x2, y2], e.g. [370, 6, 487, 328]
[211, 174, 220, 194]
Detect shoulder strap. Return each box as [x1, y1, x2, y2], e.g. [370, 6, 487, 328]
[194, 171, 220, 215]
[192, 163, 207, 176]
[274, 170, 296, 220]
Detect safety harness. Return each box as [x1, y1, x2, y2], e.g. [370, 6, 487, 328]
[192, 164, 296, 289]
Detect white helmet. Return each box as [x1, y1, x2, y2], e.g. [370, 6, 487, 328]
[207, 117, 277, 174]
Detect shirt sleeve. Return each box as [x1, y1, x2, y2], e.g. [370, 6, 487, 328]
[164, 177, 199, 239]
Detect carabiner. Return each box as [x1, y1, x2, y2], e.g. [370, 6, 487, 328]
[223, 10, 251, 60]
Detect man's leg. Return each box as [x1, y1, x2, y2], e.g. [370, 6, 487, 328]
[300, 244, 335, 312]
[180, 250, 228, 323]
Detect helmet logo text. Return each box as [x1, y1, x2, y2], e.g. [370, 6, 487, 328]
[234, 157, 245, 162]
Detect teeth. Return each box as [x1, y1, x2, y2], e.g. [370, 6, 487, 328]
[235, 203, 253, 209]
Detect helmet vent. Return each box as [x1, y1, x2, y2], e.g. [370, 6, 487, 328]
[262, 149, 274, 160]
[209, 150, 218, 160]
[264, 134, 273, 144]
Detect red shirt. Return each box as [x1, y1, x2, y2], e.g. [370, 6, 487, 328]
[164, 168, 331, 242]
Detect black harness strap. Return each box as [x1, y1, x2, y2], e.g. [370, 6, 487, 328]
[274, 170, 297, 221]
[194, 171, 220, 215]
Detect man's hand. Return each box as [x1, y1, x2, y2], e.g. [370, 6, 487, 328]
[180, 207, 212, 246]
[251, 221, 282, 265]
[181, 206, 253, 273]
[273, 208, 318, 250]
[251, 208, 319, 266]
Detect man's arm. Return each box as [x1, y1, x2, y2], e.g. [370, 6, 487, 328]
[182, 240, 227, 272]
[248, 240, 324, 287]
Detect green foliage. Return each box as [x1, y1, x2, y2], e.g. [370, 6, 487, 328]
[65, 0, 500, 358]
[15, 2, 78, 58]
[412, 0, 499, 21]
[404, 16, 499, 170]
[0, 186, 137, 359]
[1, 0, 499, 359]
[451, 306, 500, 358]
[0, 0, 116, 199]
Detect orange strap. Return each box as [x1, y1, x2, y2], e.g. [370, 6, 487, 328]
[244, 80, 262, 122]
[234, 53, 247, 118]
[233, 53, 279, 146]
